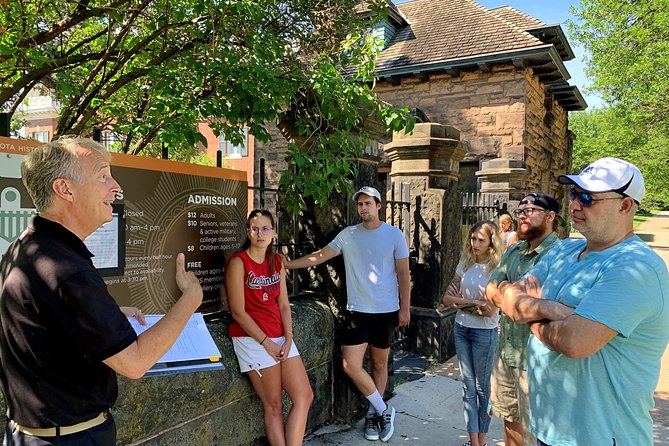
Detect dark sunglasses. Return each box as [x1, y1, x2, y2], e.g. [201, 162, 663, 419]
[568, 187, 624, 208]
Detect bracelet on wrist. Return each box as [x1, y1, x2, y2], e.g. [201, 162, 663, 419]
[260, 335, 268, 345]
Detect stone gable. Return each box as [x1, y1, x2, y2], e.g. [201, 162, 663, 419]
[375, 64, 534, 161]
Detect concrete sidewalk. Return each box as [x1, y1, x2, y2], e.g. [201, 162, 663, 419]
[304, 211, 669, 446]
[637, 211, 669, 445]
[304, 355, 504, 446]
[304, 355, 505, 446]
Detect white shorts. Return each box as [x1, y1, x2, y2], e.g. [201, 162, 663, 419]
[232, 336, 300, 375]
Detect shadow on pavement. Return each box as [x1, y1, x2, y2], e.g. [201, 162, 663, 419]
[655, 392, 669, 428]
[637, 233, 655, 242]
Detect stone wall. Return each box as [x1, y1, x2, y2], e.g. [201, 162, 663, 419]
[375, 64, 531, 163]
[375, 65, 571, 179]
[0, 299, 336, 446]
[256, 63, 572, 215]
[375, 63, 572, 223]
[523, 71, 571, 212]
[251, 123, 287, 214]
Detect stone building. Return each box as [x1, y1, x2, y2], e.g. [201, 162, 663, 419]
[371, 0, 586, 203]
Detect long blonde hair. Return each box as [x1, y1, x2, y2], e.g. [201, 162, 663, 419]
[459, 220, 504, 273]
[499, 213, 514, 232]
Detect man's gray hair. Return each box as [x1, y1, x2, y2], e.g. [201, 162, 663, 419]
[21, 137, 106, 212]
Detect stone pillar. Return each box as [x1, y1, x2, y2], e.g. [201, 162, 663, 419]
[475, 158, 528, 207]
[384, 123, 467, 361]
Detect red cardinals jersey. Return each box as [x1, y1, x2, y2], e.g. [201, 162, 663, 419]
[227, 251, 284, 338]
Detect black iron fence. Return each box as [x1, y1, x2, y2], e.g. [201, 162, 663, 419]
[460, 192, 507, 236]
[387, 182, 411, 353]
[247, 159, 296, 279]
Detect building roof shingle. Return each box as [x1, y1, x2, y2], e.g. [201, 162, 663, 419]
[374, 0, 585, 110]
[377, 0, 548, 71]
[490, 5, 545, 30]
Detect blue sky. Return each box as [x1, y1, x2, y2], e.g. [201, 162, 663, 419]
[396, 0, 603, 109]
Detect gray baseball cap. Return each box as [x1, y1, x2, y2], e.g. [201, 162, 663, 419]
[352, 186, 382, 202]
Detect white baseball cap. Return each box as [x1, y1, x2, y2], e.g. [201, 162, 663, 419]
[557, 157, 646, 203]
[352, 186, 382, 202]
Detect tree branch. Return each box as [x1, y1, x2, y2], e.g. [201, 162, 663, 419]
[60, 0, 151, 127]
[0, 0, 134, 64]
[129, 122, 164, 155]
[0, 51, 106, 106]
[62, 40, 198, 135]
[65, 28, 109, 57]
[6, 78, 40, 118]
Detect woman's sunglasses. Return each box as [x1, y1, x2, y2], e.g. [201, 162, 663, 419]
[568, 187, 624, 208]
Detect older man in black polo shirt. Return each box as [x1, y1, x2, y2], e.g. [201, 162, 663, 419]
[0, 137, 203, 445]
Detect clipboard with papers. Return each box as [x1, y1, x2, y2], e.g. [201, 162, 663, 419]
[128, 313, 224, 376]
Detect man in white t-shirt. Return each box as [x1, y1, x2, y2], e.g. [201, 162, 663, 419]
[284, 186, 411, 442]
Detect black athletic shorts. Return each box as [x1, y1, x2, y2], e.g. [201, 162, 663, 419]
[340, 310, 399, 349]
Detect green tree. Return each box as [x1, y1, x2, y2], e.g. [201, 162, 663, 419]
[568, 0, 669, 208]
[569, 0, 669, 131]
[0, 0, 412, 212]
[570, 107, 669, 208]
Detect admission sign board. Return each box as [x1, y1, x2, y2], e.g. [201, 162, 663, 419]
[0, 136, 246, 314]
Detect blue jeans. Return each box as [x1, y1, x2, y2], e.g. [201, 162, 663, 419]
[455, 323, 498, 434]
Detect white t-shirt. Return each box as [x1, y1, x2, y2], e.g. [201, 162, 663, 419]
[502, 230, 517, 247]
[328, 222, 410, 313]
[454, 262, 499, 329]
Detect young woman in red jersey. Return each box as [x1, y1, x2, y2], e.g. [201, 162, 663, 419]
[226, 209, 313, 446]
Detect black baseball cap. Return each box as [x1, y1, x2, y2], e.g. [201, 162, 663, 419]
[519, 192, 560, 213]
